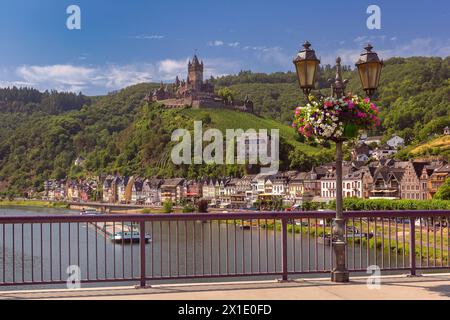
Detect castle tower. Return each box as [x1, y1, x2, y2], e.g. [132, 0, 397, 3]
[188, 55, 204, 91]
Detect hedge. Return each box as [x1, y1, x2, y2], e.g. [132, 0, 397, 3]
[327, 198, 450, 211]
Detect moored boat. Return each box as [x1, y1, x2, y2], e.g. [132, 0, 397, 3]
[110, 231, 151, 243]
[80, 208, 99, 215]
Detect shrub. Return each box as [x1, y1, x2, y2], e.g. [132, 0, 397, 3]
[197, 200, 209, 213]
[182, 204, 195, 213]
[163, 201, 173, 214]
[435, 178, 450, 200]
[327, 198, 450, 211]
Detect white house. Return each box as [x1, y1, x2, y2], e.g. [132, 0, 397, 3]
[320, 174, 336, 200]
[386, 135, 405, 149]
[373, 148, 397, 160]
[343, 171, 364, 198]
[356, 154, 369, 162]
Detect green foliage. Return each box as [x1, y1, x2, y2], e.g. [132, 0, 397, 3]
[217, 87, 234, 103]
[327, 198, 450, 211]
[163, 201, 174, 213]
[435, 178, 450, 200]
[182, 204, 195, 213]
[197, 200, 209, 213]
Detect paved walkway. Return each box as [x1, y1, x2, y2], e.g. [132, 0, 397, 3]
[1, 274, 449, 300]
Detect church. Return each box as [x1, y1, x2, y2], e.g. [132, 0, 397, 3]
[149, 55, 254, 112]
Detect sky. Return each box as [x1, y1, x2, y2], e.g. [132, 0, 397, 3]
[0, 0, 449, 95]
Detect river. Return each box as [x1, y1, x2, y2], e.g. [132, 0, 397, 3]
[0, 206, 407, 290]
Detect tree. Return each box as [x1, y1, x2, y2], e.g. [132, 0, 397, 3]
[217, 87, 234, 104]
[434, 178, 450, 200]
[197, 200, 209, 213]
[163, 201, 173, 213]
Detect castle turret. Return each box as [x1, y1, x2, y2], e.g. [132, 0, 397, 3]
[188, 55, 204, 91]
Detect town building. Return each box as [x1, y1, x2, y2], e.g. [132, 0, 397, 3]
[143, 178, 164, 205]
[160, 178, 185, 203]
[131, 177, 146, 204]
[398, 162, 432, 200]
[428, 164, 450, 199]
[364, 135, 383, 146]
[370, 166, 404, 199]
[351, 142, 370, 162]
[201, 179, 217, 203]
[386, 135, 405, 149]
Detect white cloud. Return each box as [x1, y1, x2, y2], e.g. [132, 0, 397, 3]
[323, 37, 450, 66]
[131, 34, 165, 40]
[3, 57, 242, 94]
[208, 40, 224, 47]
[158, 58, 189, 80]
[208, 41, 240, 48]
[17, 65, 97, 92]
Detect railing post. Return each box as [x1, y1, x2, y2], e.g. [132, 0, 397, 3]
[138, 221, 147, 288]
[409, 218, 416, 276]
[279, 217, 288, 282]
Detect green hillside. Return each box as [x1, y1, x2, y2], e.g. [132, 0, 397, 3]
[0, 56, 448, 195]
[0, 84, 330, 195]
[397, 135, 450, 160]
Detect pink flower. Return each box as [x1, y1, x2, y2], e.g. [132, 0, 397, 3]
[348, 102, 355, 109]
[364, 97, 371, 104]
[324, 101, 333, 108]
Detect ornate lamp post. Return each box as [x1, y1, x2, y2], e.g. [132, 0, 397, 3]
[293, 42, 383, 283]
[293, 41, 321, 97]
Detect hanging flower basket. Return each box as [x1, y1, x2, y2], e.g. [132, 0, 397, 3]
[292, 95, 381, 142]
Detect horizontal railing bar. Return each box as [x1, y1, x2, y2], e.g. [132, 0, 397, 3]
[0, 210, 449, 224]
[0, 278, 142, 287]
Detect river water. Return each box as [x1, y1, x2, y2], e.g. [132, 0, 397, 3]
[0, 207, 409, 290]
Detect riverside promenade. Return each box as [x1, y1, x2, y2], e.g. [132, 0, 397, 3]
[1, 274, 449, 300]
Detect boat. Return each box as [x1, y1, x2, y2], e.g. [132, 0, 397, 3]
[80, 208, 99, 215]
[238, 220, 253, 230]
[318, 227, 373, 246]
[110, 231, 152, 243]
[346, 226, 373, 240]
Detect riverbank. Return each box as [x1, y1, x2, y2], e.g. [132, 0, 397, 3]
[0, 199, 69, 209]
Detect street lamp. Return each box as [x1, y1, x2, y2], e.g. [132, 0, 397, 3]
[293, 41, 321, 96]
[355, 44, 384, 97]
[293, 42, 383, 283]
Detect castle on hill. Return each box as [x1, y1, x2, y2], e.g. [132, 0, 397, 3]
[148, 55, 254, 112]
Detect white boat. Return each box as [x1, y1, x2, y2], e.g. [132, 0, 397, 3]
[80, 208, 99, 215]
[110, 231, 151, 243]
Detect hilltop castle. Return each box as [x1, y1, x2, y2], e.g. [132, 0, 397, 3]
[148, 55, 253, 112]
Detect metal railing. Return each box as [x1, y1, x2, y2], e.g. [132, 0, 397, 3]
[0, 210, 449, 288]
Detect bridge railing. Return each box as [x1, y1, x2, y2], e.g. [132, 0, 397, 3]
[0, 210, 449, 288]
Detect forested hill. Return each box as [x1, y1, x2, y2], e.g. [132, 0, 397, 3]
[0, 56, 448, 195]
[0, 83, 331, 195]
[0, 87, 90, 114]
[211, 56, 450, 146]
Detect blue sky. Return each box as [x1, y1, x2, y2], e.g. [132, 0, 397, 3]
[0, 0, 449, 95]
